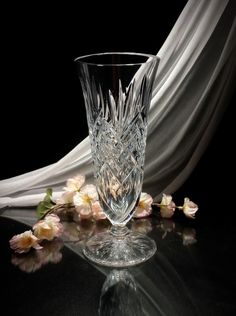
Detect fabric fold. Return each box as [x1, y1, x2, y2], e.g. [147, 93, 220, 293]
[0, 0, 235, 208]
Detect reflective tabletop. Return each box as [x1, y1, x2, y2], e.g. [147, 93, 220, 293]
[1, 207, 235, 316]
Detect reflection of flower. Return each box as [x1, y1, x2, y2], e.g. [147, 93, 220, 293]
[182, 228, 197, 246]
[11, 251, 42, 273]
[9, 230, 42, 254]
[182, 198, 198, 219]
[63, 220, 96, 244]
[33, 214, 64, 241]
[131, 219, 153, 234]
[157, 218, 176, 239]
[62, 222, 81, 241]
[159, 194, 176, 218]
[156, 219, 197, 246]
[38, 239, 63, 264]
[93, 220, 110, 235]
[11, 239, 63, 273]
[133, 193, 153, 218]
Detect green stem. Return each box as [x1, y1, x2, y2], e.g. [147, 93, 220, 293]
[152, 203, 183, 210]
[40, 203, 74, 219]
[152, 203, 161, 207]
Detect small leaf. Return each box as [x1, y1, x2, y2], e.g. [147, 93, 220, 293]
[36, 188, 55, 219]
[36, 201, 48, 219]
[44, 188, 54, 204]
[46, 188, 53, 196]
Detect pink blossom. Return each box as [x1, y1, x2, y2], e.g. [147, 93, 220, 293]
[182, 198, 198, 219]
[64, 174, 85, 192]
[56, 175, 86, 204]
[159, 194, 176, 218]
[9, 230, 42, 254]
[77, 207, 93, 220]
[33, 214, 63, 241]
[133, 193, 153, 218]
[73, 184, 98, 220]
[80, 184, 98, 201]
[92, 201, 106, 220]
[56, 191, 75, 204]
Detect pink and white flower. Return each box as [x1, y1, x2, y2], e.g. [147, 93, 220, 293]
[56, 175, 86, 204]
[159, 194, 176, 218]
[133, 193, 153, 218]
[56, 190, 75, 204]
[64, 174, 85, 192]
[9, 230, 42, 254]
[182, 198, 198, 219]
[33, 214, 63, 241]
[73, 184, 98, 220]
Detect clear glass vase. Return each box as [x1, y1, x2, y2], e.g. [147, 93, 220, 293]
[75, 52, 159, 267]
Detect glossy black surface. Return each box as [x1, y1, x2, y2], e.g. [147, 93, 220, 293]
[1, 206, 235, 316]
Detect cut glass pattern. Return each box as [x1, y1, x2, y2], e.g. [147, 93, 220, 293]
[86, 79, 149, 225]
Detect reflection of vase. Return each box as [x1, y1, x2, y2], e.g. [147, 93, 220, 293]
[76, 53, 159, 267]
[99, 269, 144, 316]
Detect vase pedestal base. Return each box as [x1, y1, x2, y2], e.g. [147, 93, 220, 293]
[83, 228, 157, 267]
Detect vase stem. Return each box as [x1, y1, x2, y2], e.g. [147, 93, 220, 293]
[110, 225, 129, 237]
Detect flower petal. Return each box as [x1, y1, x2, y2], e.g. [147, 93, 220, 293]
[160, 201, 176, 219]
[133, 192, 153, 218]
[80, 184, 98, 202]
[56, 191, 75, 204]
[133, 207, 152, 218]
[33, 215, 63, 241]
[10, 230, 42, 253]
[65, 175, 85, 192]
[160, 193, 173, 206]
[183, 198, 198, 219]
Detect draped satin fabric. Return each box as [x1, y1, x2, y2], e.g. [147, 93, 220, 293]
[0, 0, 235, 208]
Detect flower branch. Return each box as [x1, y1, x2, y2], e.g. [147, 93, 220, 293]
[9, 174, 198, 254]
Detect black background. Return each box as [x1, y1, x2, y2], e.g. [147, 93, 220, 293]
[0, 0, 234, 207]
[1, 4, 235, 313]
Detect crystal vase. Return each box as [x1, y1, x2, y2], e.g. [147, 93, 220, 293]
[75, 52, 159, 267]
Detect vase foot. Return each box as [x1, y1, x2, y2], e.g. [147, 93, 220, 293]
[83, 229, 156, 267]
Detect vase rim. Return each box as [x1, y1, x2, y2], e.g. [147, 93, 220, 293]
[74, 52, 159, 67]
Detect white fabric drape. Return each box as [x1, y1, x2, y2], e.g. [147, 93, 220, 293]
[0, 0, 235, 208]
